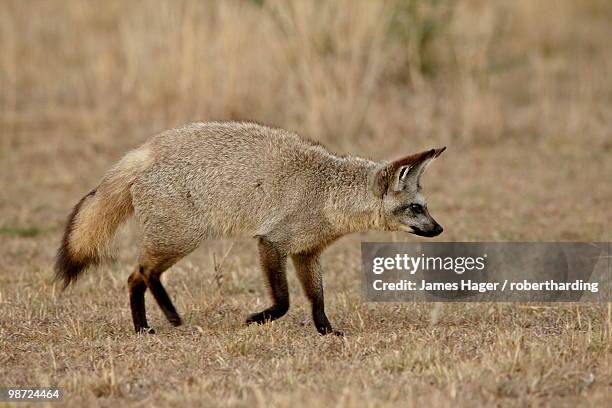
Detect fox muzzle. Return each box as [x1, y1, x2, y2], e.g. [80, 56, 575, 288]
[411, 222, 443, 237]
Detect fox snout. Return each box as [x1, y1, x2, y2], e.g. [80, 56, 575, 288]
[411, 222, 443, 237]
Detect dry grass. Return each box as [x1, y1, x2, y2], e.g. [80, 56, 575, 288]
[0, 0, 611, 406]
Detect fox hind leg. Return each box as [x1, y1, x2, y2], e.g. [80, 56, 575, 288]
[128, 249, 185, 333]
[128, 266, 152, 333]
[246, 237, 289, 325]
[141, 255, 183, 327]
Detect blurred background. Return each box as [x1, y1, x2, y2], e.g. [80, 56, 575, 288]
[0, 0, 610, 239]
[1, 2, 611, 405]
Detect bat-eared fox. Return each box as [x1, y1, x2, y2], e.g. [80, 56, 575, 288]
[55, 121, 445, 335]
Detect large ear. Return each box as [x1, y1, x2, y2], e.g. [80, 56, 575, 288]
[370, 147, 446, 197]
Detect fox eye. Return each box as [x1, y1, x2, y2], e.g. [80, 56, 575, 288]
[410, 203, 424, 213]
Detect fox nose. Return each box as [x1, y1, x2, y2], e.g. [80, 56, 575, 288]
[432, 223, 443, 236]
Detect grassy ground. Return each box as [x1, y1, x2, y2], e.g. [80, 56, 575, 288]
[1, 1, 611, 406]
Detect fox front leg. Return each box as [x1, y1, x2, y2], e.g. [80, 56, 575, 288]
[246, 237, 290, 325]
[291, 251, 343, 336]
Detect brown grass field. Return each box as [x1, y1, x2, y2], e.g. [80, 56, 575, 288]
[1, 1, 611, 406]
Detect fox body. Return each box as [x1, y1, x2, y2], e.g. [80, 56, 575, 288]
[56, 121, 445, 335]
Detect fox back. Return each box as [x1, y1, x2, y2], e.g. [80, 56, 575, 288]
[130, 121, 379, 255]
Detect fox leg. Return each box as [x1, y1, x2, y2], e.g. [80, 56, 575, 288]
[141, 256, 183, 327]
[246, 237, 289, 325]
[128, 266, 151, 333]
[128, 249, 184, 332]
[291, 251, 343, 336]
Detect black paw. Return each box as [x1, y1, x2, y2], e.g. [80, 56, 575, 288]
[169, 316, 183, 327]
[246, 311, 272, 325]
[246, 305, 288, 325]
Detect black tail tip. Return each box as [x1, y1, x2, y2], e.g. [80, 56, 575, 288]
[54, 243, 87, 290]
[54, 189, 98, 289]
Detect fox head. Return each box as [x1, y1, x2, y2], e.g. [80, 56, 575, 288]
[370, 147, 446, 237]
